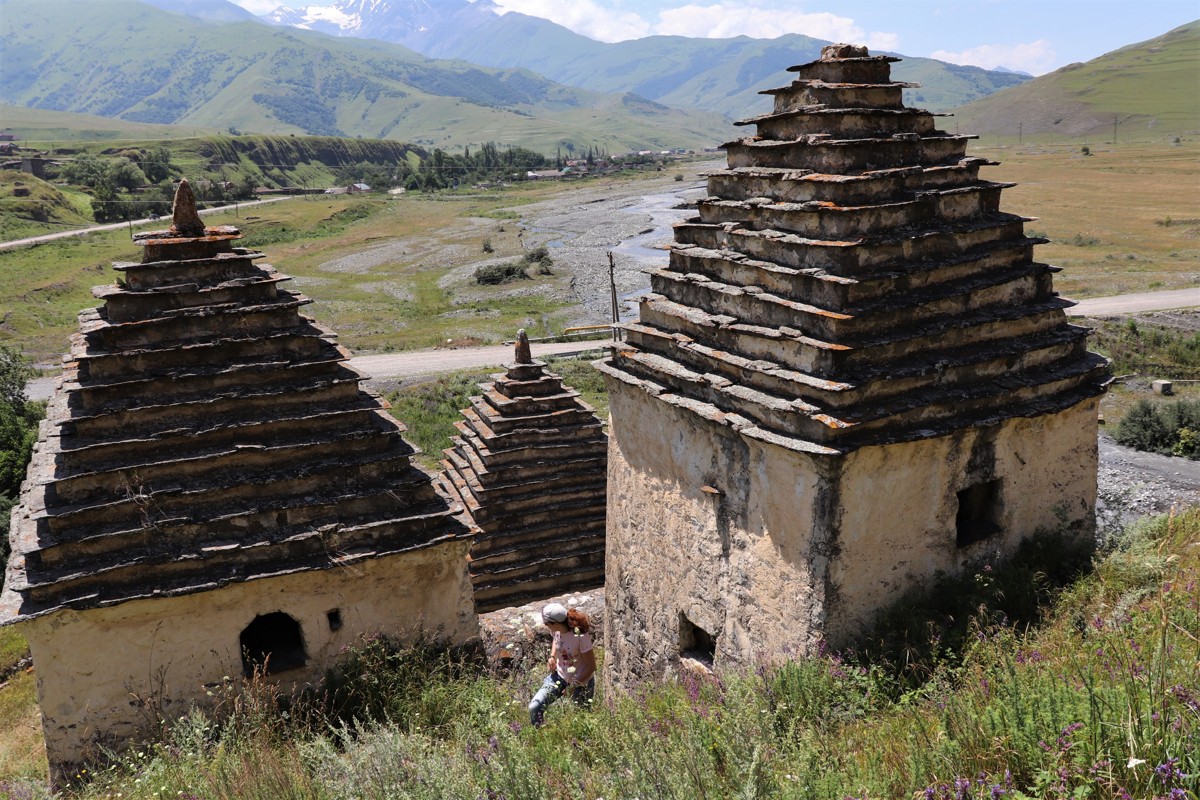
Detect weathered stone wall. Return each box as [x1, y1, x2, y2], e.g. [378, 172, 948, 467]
[24, 542, 476, 781]
[825, 396, 1100, 643]
[603, 374, 1100, 686]
[603, 382, 830, 688]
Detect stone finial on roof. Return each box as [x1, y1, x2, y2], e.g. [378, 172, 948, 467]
[821, 43, 869, 59]
[170, 179, 206, 237]
[515, 329, 533, 364]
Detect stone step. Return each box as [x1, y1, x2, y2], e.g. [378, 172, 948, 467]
[62, 375, 364, 439]
[612, 343, 1108, 446]
[453, 429, 607, 469]
[471, 557, 606, 611]
[723, 133, 971, 173]
[761, 81, 913, 113]
[29, 474, 441, 575]
[29, 474, 439, 566]
[67, 355, 353, 413]
[31, 431, 417, 525]
[668, 238, 1036, 309]
[674, 214, 1032, 278]
[95, 273, 288, 323]
[625, 320, 1090, 411]
[17, 503, 464, 615]
[478, 385, 583, 417]
[636, 293, 1073, 375]
[445, 449, 606, 500]
[32, 445, 418, 535]
[73, 327, 334, 381]
[450, 468, 607, 523]
[466, 402, 599, 435]
[455, 409, 605, 449]
[737, 106, 937, 140]
[785, 55, 897, 86]
[78, 294, 310, 351]
[696, 183, 1010, 239]
[705, 159, 993, 205]
[42, 424, 407, 506]
[112, 249, 263, 291]
[470, 518, 606, 560]
[51, 403, 391, 473]
[649, 264, 1055, 344]
[471, 534, 606, 573]
[492, 373, 570, 400]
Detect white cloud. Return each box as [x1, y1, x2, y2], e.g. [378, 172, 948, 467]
[490, 0, 651, 42]
[931, 40, 1057, 76]
[653, 4, 897, 49]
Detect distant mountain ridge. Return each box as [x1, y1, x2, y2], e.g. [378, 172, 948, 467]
[0, 0, 734, 153]
[952, 20, 1200, 139]
[257, 0, 1031, 117]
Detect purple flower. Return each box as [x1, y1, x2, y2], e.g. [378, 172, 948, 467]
[1155, 757, 1188, 785]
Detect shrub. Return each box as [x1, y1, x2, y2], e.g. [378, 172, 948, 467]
[473, 262, 528, 285]
[1114, 398, 1200, 458]
[674, 173, 685, 181]
[481, 238, 493, 253]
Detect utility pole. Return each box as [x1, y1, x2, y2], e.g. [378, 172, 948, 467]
[1113, 114, 1118, 144]
[1018, 121, 1022, 145]
[607, 250, 620, 341]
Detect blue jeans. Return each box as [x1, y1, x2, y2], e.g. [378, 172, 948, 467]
[528, 672, 595, 725]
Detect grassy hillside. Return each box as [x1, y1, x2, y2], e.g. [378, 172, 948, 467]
[421, 16, 1029, 119]
[0, 0, 733, 154]
[0, 104, 215, 144]
[953, 21, 1200, 141]
[0, 172, 91, 240]
[1, 507, 1196, 796]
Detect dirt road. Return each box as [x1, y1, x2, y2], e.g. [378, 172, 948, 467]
[1068, 289, 1198, 317]
[0, 196, 291, 252]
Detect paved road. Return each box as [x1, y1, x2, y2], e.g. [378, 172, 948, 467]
[0, 196, 291, 252]
[1069, 288, 1198, 317]
[25, 338, 615, 400]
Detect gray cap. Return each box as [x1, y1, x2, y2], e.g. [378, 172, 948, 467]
[541, 603, 568, 623]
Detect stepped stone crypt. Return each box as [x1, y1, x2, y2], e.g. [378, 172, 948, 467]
[0, 183, 478, 781]
[597, 45, 1110, 685]
[439, 330, 608, 613]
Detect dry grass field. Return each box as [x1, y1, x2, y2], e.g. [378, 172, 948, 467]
[974, 139, 1200, 300]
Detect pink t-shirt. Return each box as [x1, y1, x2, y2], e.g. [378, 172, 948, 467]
[553, 630, 593, 684]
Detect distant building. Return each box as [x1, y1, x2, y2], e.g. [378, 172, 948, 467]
[348, 183, 371, 193]
[20, 156, 45, 179]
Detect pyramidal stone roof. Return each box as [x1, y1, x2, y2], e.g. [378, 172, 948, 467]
[440, 331, 607, 612]
[598, 44, 1110, 454]
[0, 180, 469, 624]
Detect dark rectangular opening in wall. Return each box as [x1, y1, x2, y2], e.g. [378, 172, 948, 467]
[679, 612, 716, 666]
[326, 609, 343, 631]
[956, 479, 1003, 547]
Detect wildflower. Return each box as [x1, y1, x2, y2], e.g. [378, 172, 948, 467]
[1155, 757, 1188, 785]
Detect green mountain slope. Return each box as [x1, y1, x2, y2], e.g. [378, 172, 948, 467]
[0, 0, 734, 153]
[951, 21, 1200, 140]
[0, 104, 217, 142]
[417, 13, 1030, 117]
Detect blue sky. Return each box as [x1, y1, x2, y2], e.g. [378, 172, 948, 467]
[231, 0, 1200, 75]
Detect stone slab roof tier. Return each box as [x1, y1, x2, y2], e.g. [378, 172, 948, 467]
[440, 331, 607, 612]
[598, 45, 1110, 454]
[1, 180, 471, 624]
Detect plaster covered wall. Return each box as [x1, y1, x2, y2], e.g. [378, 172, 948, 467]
[23, 542, 476, 779]
[604, 376, 1100, 687]
[603, 382, 831, 688]
[825, 398, 1100, 644]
